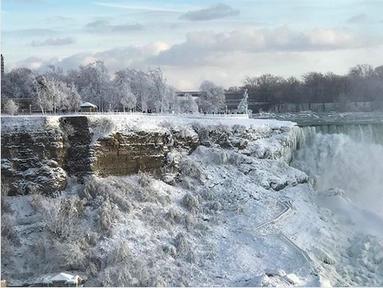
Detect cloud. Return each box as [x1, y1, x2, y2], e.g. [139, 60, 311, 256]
[85, 19, 144, 33]
[179, 3, 239, 21]
[15, 27, 368, 70]
[16, 41, 170, 72]
[4, 28, 57, 36]
[149, 27, 362, 67]
[45, 16, 74, 23]
[93, 2, 183, 13]
[347, 13, 368, 24]
[13, 26, 381, 89]
[3, 0, 46, 3]
[14, 57, 45, 70]
[30, 37, 75, 47]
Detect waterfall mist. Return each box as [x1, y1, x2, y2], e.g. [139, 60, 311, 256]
[293, 124, 383, 221]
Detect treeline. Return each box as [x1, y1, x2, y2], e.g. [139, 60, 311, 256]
[1, 62, 383, 115]
[230, 64, 383, 104]
[1, 61, 226, 114]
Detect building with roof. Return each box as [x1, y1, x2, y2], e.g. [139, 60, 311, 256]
[80, 102, 98, 112]
[26, 272, 85, 287]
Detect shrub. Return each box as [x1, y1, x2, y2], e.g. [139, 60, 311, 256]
[42, 197, 84, 240]
[107, 240, 131, 265]
[102, 266, 134, 287]
[108, 191, 131, 213]
[1, 214, 19, 245]
[137, 171, 152, 187]
[101, 241, 154, 286]
[179, 160, 202, 180]
[174, 232, 194, 262]
[99, 198, 119, 234]
[30, 193, 44, 211]
[182, 193, 199, 212]
[165, 208, 182, 224]
[1, 183, 10, 196]
[58, 241, 87, 270]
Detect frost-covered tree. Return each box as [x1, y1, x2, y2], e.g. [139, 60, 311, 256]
[36, 77, 81, 113]
[3, 99, 19, 115]
[176, 94, 198, 114]
[120, 83, 137, 112]
[44, 65, 66, 82]
[148, 68, 168, 112]
[1, 68, 39, 99]
[165, 86, 177, 112]
[36, 76, 54, 113]
[198, 81, 225, 113]
[113, 68, 175, 113]
[237, 89, 248, 114]
[114, 69, 150, 112]
[67, 84, 82, 112]
[70, 61, 111, 112]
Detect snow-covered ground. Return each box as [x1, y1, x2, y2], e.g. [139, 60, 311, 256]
[2, 114, 383, 286]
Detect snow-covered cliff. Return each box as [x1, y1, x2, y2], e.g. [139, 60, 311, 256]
[1, 115, 299, 195]
[2, 115, 382, 287]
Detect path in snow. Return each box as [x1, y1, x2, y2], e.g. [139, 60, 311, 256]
[255, 199, 320, 276]
[204, 198, 319, 286]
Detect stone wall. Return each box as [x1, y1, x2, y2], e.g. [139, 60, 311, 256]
[1, 117, 66, 195]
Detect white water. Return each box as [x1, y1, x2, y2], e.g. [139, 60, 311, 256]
[291, 124, 383, 285]
[294, 124, 383, 226]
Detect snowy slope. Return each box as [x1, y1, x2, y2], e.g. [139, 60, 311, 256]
[2, 114, 382, 287]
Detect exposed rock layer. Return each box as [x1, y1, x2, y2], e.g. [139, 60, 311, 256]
[1, 116, 298, 195]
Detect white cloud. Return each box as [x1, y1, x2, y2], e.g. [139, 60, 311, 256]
[149, 27, 364, 67]
[16, 41, 170, 72]
[12, 26, 382, 89]
[30, 37, 75, 47]
[4, 28, 57, 37]
[85, 20, 144, 33]
[94, 2, 183, 13]
[347, 13, 368, 24]
[180, 3, 239, 21]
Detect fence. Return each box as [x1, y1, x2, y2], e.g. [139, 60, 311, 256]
[1, 111, 250, 119]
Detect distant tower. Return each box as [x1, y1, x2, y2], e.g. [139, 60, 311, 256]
[1, 54, 4, 78]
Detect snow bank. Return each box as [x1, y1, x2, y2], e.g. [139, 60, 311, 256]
[1, 116, 61, 132]
[85, 113, 296, 139]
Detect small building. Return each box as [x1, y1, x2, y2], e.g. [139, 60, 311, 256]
[49, 273, 83, 287]
[80, 102, 97, 112]
[27, 272, 85, 287]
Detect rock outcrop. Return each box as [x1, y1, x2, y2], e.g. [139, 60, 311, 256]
[1, 115, 298, 196]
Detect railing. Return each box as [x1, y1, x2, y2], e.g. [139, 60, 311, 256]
[1, 111, 250, 118]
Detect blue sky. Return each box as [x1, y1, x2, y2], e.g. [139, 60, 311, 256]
[2, 0, 383, 88]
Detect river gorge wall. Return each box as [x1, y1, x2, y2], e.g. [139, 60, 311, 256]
[3, 114, 383, 287]
[1, 115, 299, 196]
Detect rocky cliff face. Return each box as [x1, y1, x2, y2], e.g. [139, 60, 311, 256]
[1, 117, 66, 196]
[1, 115, 298, 196]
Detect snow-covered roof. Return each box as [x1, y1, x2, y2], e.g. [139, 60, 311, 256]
[38, 272, 80, 285]
[80, 102, 97, 108]
[50, 272, 78, 283]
